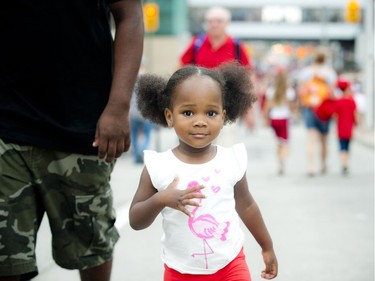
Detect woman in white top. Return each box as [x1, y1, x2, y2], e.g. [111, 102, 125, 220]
[263, 70, 296, 175]
[129, 63, 278, 280]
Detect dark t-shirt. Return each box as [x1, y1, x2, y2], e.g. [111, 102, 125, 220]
[0, 0, 116, 154]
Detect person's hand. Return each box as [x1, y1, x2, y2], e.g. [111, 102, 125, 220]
[261, 249, 278, 279]
[160, 177, 206, 217]
[93, 107, 130, 162]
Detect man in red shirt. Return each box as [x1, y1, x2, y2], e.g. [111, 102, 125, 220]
[179, 6, 252, 69]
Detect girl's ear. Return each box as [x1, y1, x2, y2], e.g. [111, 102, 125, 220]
[164, 108, 173, 128]
[221, 109, 226, 128]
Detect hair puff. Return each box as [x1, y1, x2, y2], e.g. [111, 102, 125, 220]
[136, 73, 169, 127]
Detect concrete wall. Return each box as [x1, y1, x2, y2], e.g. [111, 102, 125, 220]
[143, 35, 183, 75]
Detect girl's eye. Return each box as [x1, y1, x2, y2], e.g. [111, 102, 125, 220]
[183, 111, 193, 116]
[207, 111, 217, 117]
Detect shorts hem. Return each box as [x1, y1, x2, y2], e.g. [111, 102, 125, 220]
[55, 252, 114, 270]
[0, 263, 37, 279]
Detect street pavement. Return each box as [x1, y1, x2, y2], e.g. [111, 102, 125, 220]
[33, 122, 374, 281]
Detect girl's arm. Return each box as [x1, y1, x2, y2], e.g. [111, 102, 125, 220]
[129, 167, 205, 230]
[234, 175, 278, 279]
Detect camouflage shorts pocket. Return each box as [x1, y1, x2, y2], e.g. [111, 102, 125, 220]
[53, 188, 119, 269]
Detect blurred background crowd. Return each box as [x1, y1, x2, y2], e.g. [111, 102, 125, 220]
[128, 0, 374, 173]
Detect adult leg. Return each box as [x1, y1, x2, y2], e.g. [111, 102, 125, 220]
[0, 140, 42, 281]
[139, 121, 153, 153]
[79, 260, 113, 281]
[276, 143, 282, 174]
[301, 108, 317, 176]
[320, 133, 328, 174]
[278, 143, 288, 175]
[130, 118, 141, 163]
[339, 139, 350, 174]
[40, 152, 119, 281]
[277, 119, 289, 175]
[340, 151, 349, 173]
[306, 129, 317, 175]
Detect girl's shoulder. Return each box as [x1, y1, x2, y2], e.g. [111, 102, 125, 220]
[144, 148, 172, 160]
[217, 143, 247, 177]
[144, 149, 174, 170]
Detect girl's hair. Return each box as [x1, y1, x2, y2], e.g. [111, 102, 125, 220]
[272, 71, 288, 105]
[135, 62, 256, 127]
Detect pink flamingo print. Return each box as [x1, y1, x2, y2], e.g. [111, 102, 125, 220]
[186, 181, 230, 269]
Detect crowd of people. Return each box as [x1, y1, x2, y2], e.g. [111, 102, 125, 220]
[133, 6, 363, 178]
[258, 50, 362, 177]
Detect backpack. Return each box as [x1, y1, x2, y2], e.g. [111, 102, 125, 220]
[299, 76, 330, 109]
[191, 33, 241, 65]
[315, 98, 336, 121]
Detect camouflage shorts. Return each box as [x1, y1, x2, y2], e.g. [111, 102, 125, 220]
[0, 139, 119, 279]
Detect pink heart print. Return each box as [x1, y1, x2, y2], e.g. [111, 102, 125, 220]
[202, 176, 210, 182]
[211, 185, 221, 193]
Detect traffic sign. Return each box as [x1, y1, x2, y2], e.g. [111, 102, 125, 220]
[345, 0, 361, 23]
[143, 3, 159, 32]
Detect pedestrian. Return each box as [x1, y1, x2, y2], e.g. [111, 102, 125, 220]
[351, 80, 366, 131]
[298, 49, 337, 176]
[130, 60, 154, 164]
[334, 78, 359, 175]
[130, 93, 154, 164]
[179, 6, 254, 146]
[129, 63, 278, 281]
[179, 6, 252, 69]
[263, 69, 296, 175]
[0, 1, 144, 281]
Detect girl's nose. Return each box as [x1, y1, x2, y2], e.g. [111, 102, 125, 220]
[193, 120, 207, 127]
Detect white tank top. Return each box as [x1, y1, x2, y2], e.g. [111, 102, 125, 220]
[144, 143, 247, 274]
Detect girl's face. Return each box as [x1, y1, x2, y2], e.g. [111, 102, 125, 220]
[164, 75, 226, 150]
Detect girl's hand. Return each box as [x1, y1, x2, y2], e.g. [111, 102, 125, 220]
[261, 249, 278, 279]
[161, 177, 206, 217]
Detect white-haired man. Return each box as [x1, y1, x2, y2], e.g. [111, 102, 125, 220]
[179, 6, 252, 69]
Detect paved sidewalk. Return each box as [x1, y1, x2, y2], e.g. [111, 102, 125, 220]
[354, 127, 374, 148]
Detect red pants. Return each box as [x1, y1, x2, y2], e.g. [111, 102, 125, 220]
[164, 248, 252, 281]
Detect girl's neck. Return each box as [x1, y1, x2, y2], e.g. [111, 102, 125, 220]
[172, 144, 217, 164]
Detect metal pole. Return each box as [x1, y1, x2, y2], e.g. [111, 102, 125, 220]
[320, 5, 329, 47]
